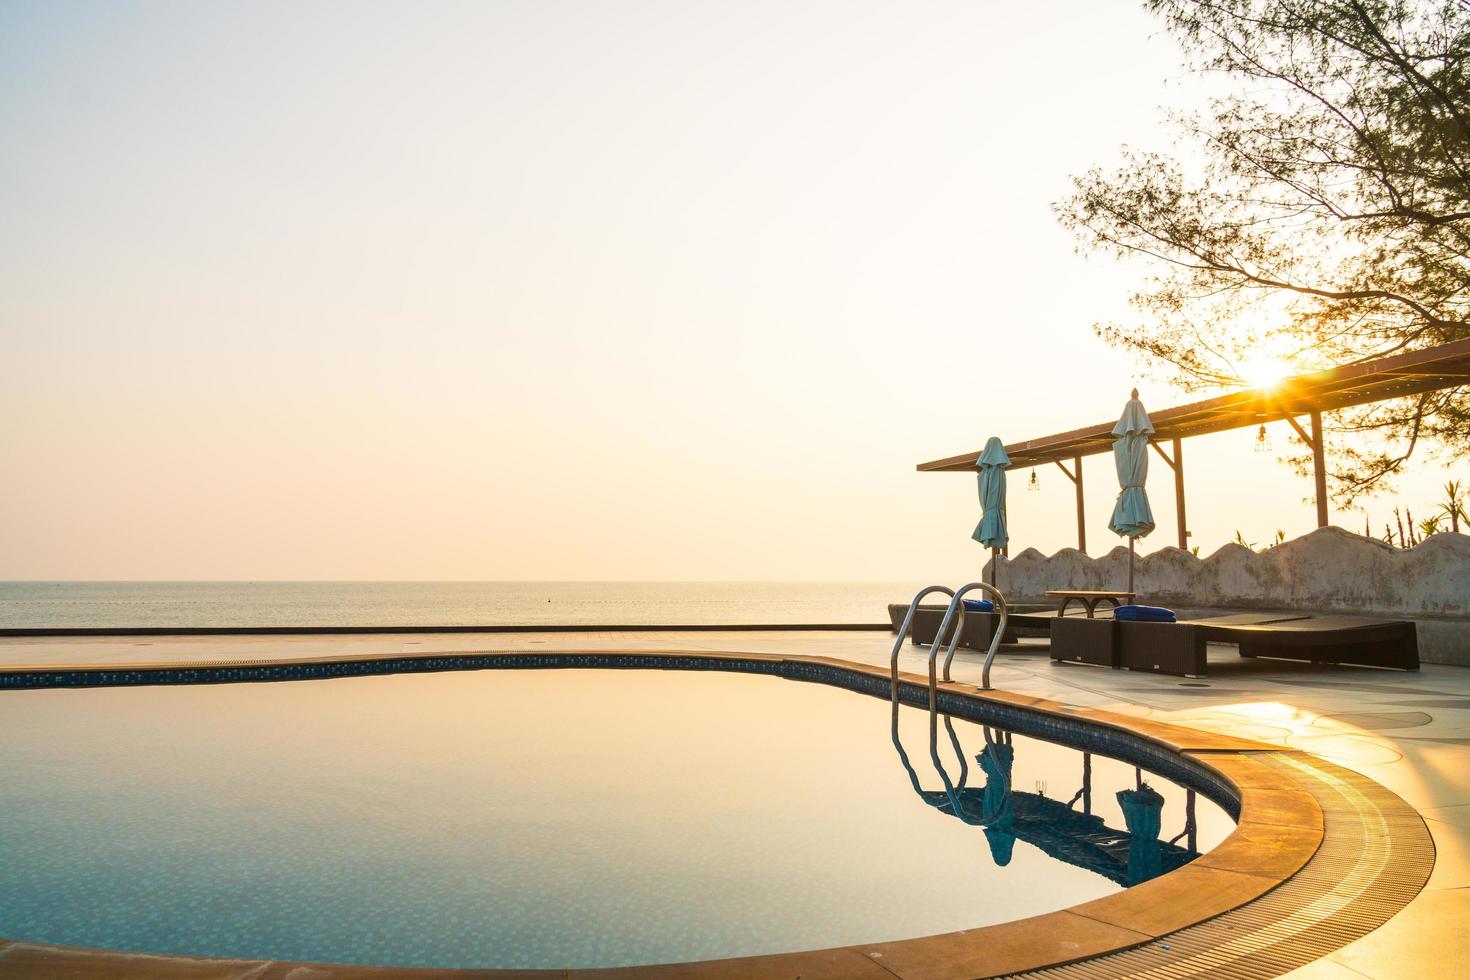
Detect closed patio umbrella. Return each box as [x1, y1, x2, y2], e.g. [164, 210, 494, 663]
[972, 436, 1010, 585]
[978, 735, 1016, 866]
[1108, 389, 1155, 592]
[1117, 783, 1165, 885]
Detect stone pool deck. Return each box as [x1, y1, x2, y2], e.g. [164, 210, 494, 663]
[1, 629, 1467, 979]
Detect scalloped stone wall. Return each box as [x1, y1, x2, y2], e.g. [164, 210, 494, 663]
[985, 526, 1470, 665]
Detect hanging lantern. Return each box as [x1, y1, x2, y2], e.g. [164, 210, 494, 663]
[1027, 468, 1040, 491]
[1254, 424, 1272, 452]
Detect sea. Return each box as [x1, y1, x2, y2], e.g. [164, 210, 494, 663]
[0, 581, 923, 629]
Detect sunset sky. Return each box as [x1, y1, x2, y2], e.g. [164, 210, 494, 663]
[0, 0, 1456, 581]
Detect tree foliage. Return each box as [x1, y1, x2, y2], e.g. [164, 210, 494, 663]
[1058, 0, 1470, 502]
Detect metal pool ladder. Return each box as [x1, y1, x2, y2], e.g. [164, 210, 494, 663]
[889, 582, 1009, 704]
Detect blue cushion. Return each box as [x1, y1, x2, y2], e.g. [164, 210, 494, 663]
[1114, 604, 1177, 623]
[962, 598, 995, 612]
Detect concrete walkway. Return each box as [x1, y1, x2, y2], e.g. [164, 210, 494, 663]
[2, 629, 1466, 979]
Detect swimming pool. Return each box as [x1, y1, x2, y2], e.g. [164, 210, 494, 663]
[0, 665, 1233, 970]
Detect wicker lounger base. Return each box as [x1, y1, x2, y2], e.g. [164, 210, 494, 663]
[1050, 613, 1419, 677]
[1049, 617, 1119, 668]
[1116, 620, 1208, 675]
[1220, 616, 1420, 671]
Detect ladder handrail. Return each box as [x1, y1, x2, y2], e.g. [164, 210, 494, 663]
[887, 583, 1013, 828]
[889, 581, 1010, 708]
[888, 585, 966, 705]
[933, 582, 1009, 692]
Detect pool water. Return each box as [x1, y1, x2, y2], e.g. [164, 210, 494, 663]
[0, 668, 1232, 969]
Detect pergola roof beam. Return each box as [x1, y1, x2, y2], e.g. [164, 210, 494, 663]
[917, 339, 1470, 473]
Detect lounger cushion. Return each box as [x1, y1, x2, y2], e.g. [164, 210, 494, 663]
[1114, 604, 1177, 623]
[962, 599, 995, 612]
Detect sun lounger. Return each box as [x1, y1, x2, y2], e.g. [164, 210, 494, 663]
[1050, 611, 1419, 676]
[1197, 614, 1419, 670]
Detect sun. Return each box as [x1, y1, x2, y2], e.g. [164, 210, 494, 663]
[1239, 357, 1292, 389]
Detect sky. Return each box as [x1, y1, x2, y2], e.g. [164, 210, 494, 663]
[0, 0, 1458, 581]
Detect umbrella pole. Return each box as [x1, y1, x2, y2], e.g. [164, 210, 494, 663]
[990, 547, 998, 588]
[1128, 538, 1135, 594]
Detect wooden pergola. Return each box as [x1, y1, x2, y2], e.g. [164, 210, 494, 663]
[917, 339, 1470, 553]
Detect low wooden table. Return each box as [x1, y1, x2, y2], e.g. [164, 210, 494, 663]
[1045, 590, 1135, 618]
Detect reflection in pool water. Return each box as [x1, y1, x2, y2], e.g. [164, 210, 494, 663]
[0, 668, 1231, 969]
[891, 706, 1201, 888]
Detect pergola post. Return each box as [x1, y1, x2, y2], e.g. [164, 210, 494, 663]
[1074, 455, 1085, 554]
[1173, 437, 1187, 548]
[1149, 439, 1189, 549]
[1284, 413, 1331, 528]
[1054, 457, 1086, 553]
[1311, 410, 1328, 528]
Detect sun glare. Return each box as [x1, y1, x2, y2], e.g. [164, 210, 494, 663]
[1239, 358, 1292, 389]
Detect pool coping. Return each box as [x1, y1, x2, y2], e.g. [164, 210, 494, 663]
[0, 647, 1432, 979]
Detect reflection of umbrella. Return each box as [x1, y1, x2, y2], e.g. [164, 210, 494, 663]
[1108, 389, 1155, 592]
[977, 739, 1015, 866]
[1117, 784, 1165, 885]
[972, 437, 1010, 585]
